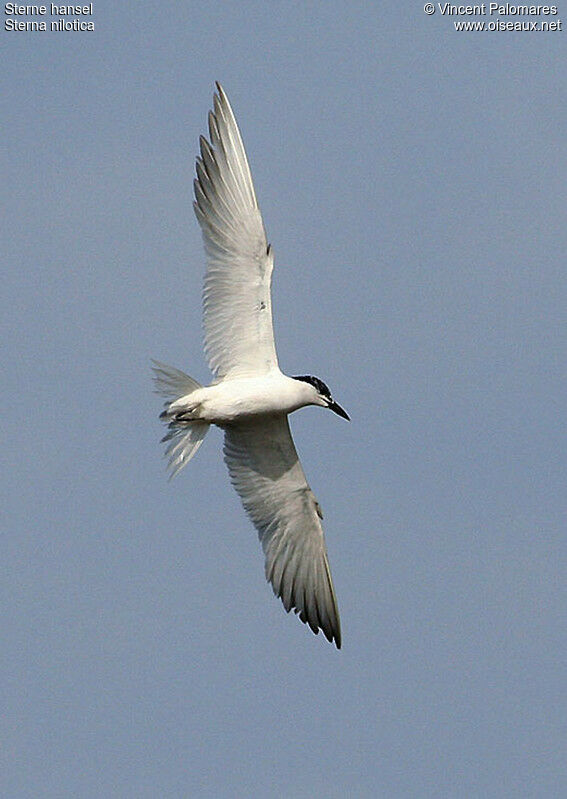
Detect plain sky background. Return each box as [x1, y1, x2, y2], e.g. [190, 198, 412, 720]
[2, 3, 565, 797]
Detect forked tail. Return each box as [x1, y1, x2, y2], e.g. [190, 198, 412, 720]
[151, 360, 209, 478]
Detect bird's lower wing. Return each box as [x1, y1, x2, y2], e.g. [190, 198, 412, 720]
[194, 83, 279, 379]
[223, 416, 341, 647]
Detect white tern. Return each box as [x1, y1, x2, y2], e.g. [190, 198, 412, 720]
[153, 83, 348, 647]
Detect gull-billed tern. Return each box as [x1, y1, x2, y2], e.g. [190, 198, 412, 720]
[153, 83, 348, 648]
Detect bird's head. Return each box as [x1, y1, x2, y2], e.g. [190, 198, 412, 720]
[292, 375, 350, 420]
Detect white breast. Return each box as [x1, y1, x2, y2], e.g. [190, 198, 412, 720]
[179, 373, 313, 424]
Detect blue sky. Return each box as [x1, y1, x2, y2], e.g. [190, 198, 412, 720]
[2, 3, 565, 797]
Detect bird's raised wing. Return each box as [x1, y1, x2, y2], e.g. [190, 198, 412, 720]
[193, 83, 278, 379]
[223, 417, 341, 647]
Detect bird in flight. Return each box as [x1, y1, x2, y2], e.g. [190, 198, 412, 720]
[153, 83, 349, 648]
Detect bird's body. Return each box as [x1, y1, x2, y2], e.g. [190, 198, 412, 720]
[167, 372, 324, 425]
[153, 83, 348, 648]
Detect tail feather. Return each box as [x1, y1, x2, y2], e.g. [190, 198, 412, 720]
[152, 359, 202, 399]
[161, 419, 209, 478]
[151, 360, 210, 478]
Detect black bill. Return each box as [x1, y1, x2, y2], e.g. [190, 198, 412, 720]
[327, 400, 350, 421]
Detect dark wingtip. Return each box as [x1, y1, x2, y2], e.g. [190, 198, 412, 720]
[326, 622, 342, 650]
[215, 81, 226, 101]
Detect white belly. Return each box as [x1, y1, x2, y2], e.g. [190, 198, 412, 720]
[170, 373, 312, 425]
